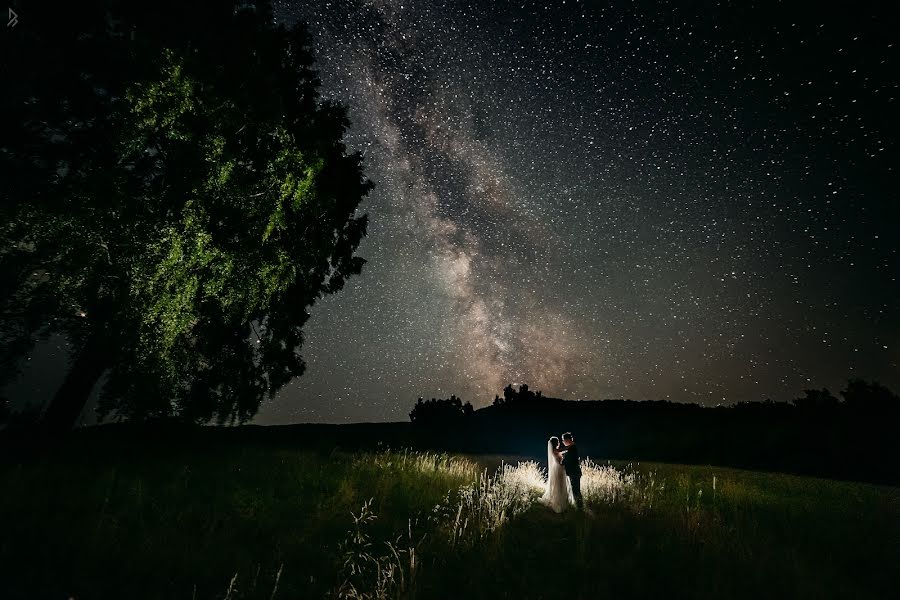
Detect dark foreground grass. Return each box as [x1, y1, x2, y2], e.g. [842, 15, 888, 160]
[0, 441, 477, 599]
[1, 439, 897, 599]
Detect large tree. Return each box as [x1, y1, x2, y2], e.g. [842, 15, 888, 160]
[0, 0, 372, 431]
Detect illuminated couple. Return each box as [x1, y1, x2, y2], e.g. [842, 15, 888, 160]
[541, 432, 583, 512]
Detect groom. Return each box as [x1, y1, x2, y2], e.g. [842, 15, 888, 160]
[560, 432, 583, 509]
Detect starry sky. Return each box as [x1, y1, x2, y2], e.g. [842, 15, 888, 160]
[5, 0, 898, 424]
[252, 0, 899, 422]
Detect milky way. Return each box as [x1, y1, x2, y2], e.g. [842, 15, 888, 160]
[252, 0, 899, 423]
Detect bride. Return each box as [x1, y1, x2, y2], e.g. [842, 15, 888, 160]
[541, 436, 572, 513]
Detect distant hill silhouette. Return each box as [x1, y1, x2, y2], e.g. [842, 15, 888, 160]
[2, 379, 896, 486]
[409, 380, 900, 485]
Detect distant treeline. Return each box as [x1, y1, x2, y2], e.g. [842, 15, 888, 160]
[3, 379, 897, 486]
[408, 380, 900, 485]
[409, 395, 474, 423]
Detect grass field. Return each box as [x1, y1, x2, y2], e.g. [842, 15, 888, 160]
[1, 438, 898, 599]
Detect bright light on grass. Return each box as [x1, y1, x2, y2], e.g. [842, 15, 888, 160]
[334, 455, 646, 597]
[361, 449, 481, 481]
[580, 458, 637, 505]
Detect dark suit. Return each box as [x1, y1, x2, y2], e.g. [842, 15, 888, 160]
[561, 442, 583, 508]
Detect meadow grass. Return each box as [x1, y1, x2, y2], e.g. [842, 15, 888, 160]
[428, 459, 899, 599]
[1, 442, 897, 599]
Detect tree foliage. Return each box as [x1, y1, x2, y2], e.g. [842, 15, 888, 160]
[492, 383, 544, 406]
[841, 378, 899, 410]
[792, 388, 840, 409]
[409, 395, 474, 424]
[0, 0, 372, 428]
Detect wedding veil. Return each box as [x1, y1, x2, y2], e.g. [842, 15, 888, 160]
[546, 438, 561, 479]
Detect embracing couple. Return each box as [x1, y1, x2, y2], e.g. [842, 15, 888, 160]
[542, 432, 583, 513]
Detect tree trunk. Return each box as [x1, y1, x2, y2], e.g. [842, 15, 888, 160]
[41, 334, 108, 434]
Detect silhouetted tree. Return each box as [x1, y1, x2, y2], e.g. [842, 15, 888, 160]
[518, 384, 535, 402]
[503, 384, 516, 403]
[495, 383, 545, 405]
[841, 379, 899, 411]
[734, 398, 791, 411]
[1, 0, 372, 432]
[409, 395, 474, 424]
[793, 388, 840, 409]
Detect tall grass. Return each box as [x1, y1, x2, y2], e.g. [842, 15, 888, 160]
[329, 457, 551, 597]
[337, 455, 900, 599]
[336, 456, 650, 596]
[1, 444, 896, 599]
[333, 498, 412, 600]
[360, 449, 479, 482]
[438, 461, 544, 547]
[330, 451, 481, 599]
[580, 458, 638, 504]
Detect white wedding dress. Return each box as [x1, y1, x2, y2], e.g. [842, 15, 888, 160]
[541, 439, 572, 513]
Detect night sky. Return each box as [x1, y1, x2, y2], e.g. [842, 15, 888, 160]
[7, 0, 899, 424]
[257, 0, 899, 423]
